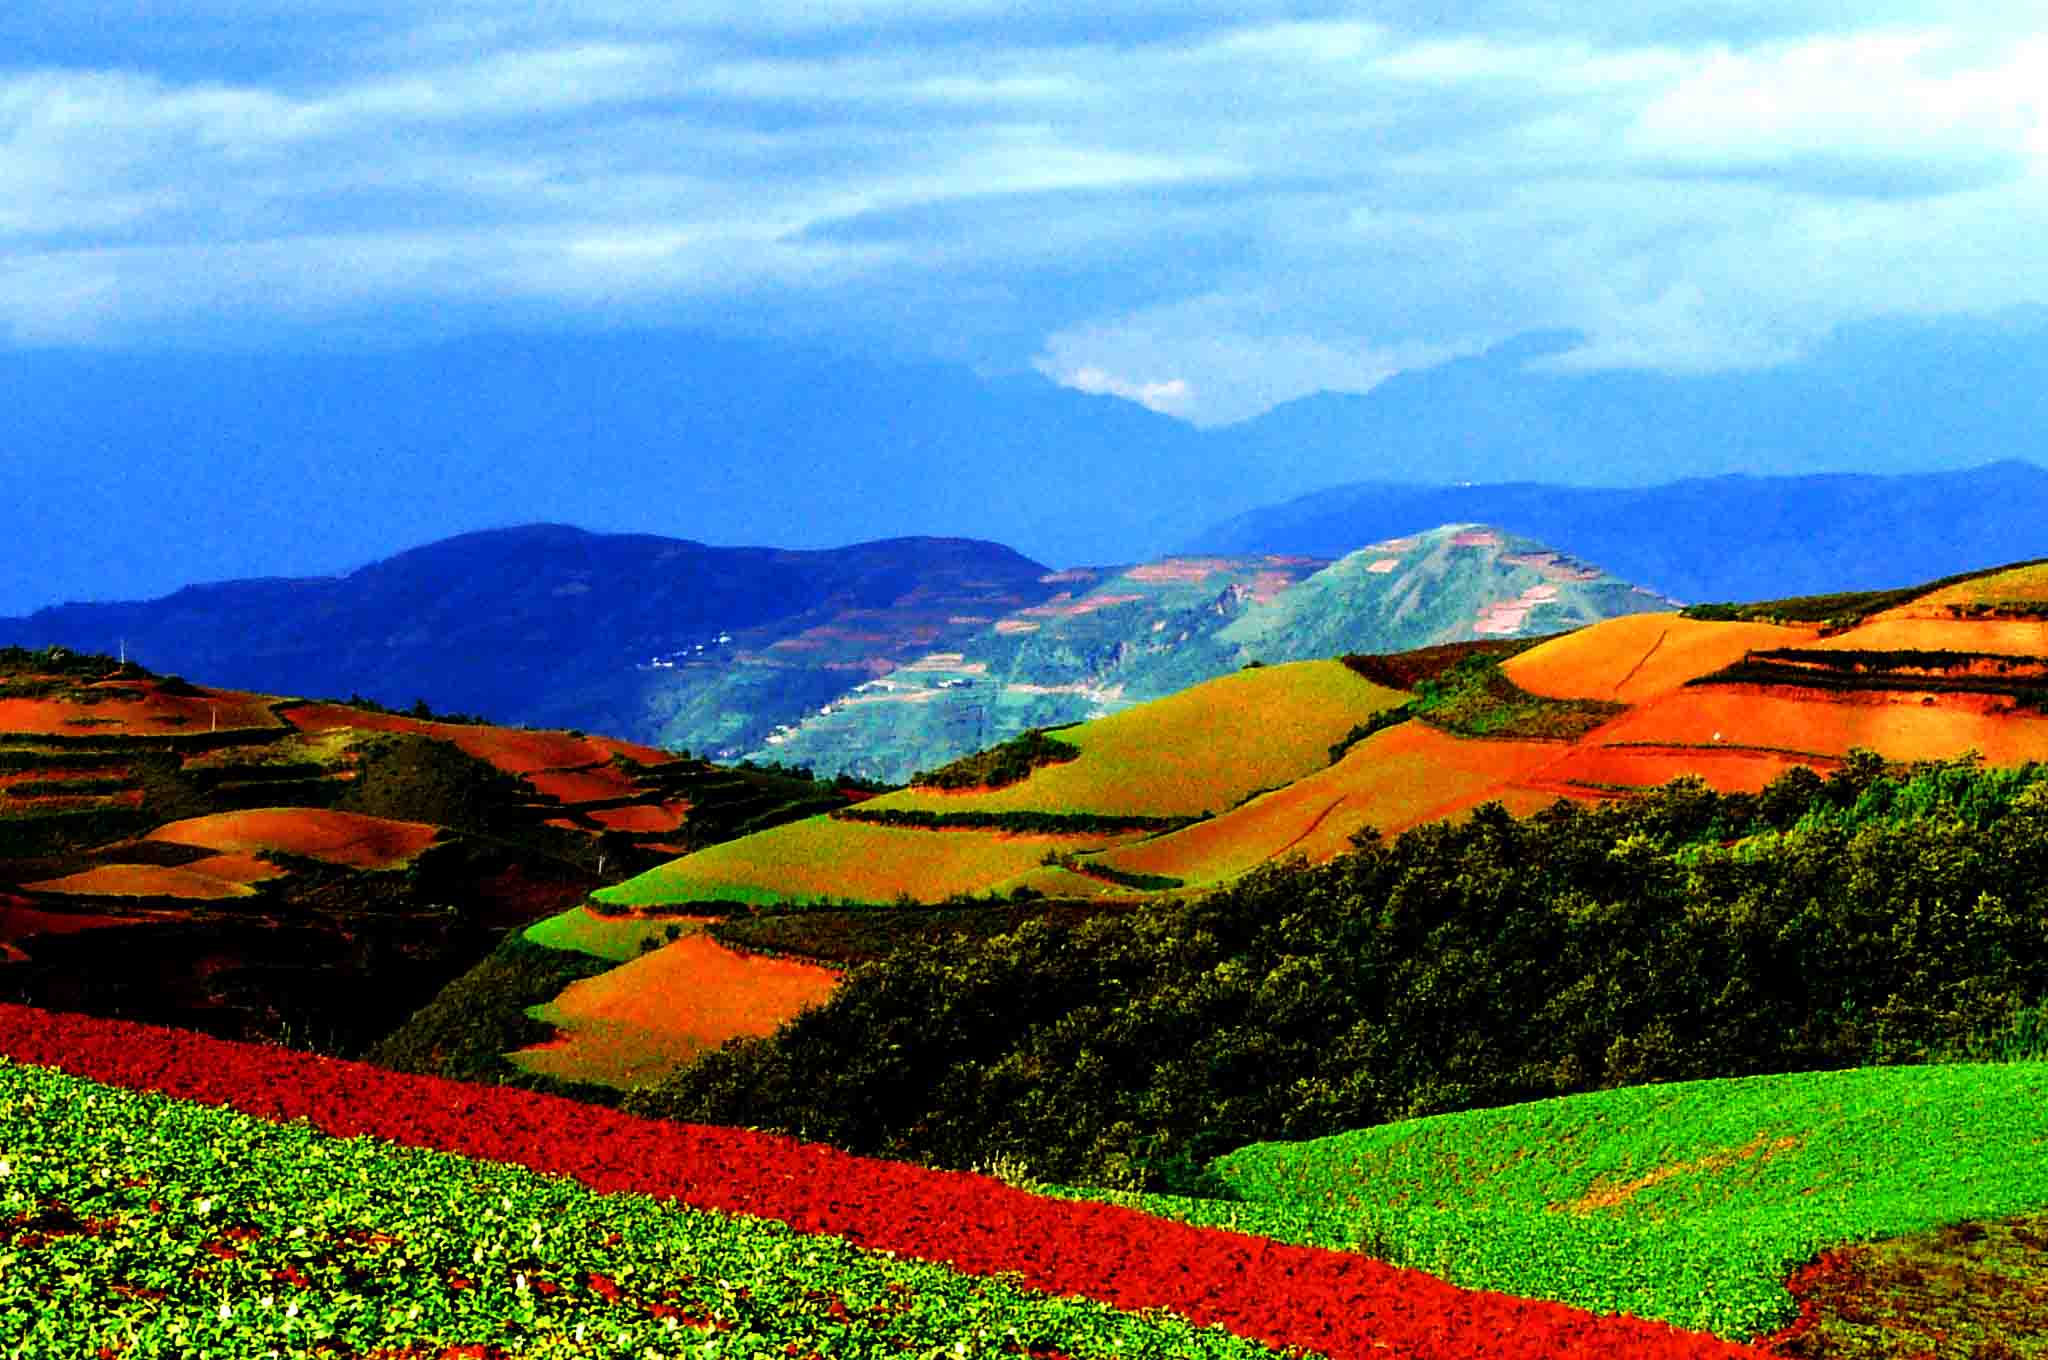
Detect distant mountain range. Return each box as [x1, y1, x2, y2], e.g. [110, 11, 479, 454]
[7, 311, 2048, 619]
[1192, 460, 2048, 604]
[0, 522, 1670, 782]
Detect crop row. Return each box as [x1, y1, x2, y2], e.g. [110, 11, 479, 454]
[0, 1057, 1294, 1359]
[0, 1004, 1762, 1360]
[1074, 1062, 2048, 1341]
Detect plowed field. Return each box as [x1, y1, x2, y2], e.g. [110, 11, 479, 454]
[1505, 616, 1811, 703]
[1098, 722, 1565, 885]
[598, 817, 1138, 907]
[1598, 686, 2048, 765]
[507, 933, 840, 1088]
[145, 807, 440, 870]
[0, 682, 280, 737]
[22, 862, 257, 900]
[875, 660, 1404, 818]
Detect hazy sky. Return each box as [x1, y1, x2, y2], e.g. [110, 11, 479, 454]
[5, 2, 2045, 425]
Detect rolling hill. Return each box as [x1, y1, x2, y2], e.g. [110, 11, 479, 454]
[0, 644, 844, 1058]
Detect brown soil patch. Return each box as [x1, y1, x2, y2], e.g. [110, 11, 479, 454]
[21, 863, 257, 901]
[1450, 529, 1502, 548]
[1559, 1133, 1800, 1214]
[994, 620, 1041, 635]
[146, 808, 440, 870]
[280, 704, 671, 775]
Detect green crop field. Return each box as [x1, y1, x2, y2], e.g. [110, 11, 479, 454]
[0, 1057, 1287, 1360]
[872, 660, 1405, 818]
[594, 813, 1137, 908]
[1064, 1061, 2048, 1342]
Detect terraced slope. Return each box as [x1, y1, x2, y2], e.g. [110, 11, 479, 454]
[758, 527, 1672, 782]
[0, 647, 844, 1058]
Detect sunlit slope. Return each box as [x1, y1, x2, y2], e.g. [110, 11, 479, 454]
[1502, 614, 1810, 702]
[594, 816, 1142, 908]
[1094, 721, 1563, 886]
[1177, 1063, 2048, 1341]
[1217, 525, 1672, 663]
[873, 660, 1404, 818]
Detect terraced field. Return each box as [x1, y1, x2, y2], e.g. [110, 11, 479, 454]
[594, 814, 1140, 908]
[875, 660, 1405, 818]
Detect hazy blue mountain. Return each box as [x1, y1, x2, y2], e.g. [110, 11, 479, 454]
[1189, 461, 2048, 604]
[0, 527, 1059, 749]
[754, 526, 1673, 783]
[9, 311, 2048, 620]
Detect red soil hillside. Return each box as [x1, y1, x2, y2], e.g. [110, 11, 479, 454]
[0, 675, 280, 737]
[508, 928, 840, 1089]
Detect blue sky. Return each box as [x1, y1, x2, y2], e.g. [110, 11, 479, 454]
[5, 2, 2045, 425]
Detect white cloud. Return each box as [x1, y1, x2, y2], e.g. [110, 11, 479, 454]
[3, 2, 2048, 418]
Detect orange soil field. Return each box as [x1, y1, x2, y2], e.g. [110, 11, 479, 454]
[1504, 615, 1813, 703]
[1808, 616, 2048, 656]
[872, 661, 1405, 819]
[145, 808, 440, 870]
[1596, 686, 2048, 766]
[597, 817, 1141, 908]
[587, 802, 689, 834]
[281, 704, 671, 775]
[0, 765, 131, 790]
[21, 863, 256, 901]
[505, 933, 839, 1089]
[1095, 722, 1565, 886]
[0, 683, 281, 737]
[1531, 742, 1835, 795]
[181, 851, 290, 885]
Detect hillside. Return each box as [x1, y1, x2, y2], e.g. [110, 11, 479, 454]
[0, 528, 1061, 766]
[1193, 460, 2048, 605]
[0, 645, 842, 1058]
[757, 524, 1672, 782]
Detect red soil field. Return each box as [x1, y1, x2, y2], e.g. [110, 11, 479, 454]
[507, 933, 840, 1089]
[1596, 686, 2048, 766]
[522, 766, 641, 804]
[145, 808, 440, 870]
[0, 765, 130, 791]
[0, 1003, 1764, 1360]
[21, 862, 255, 901]
[587, 802, 689, 834]
[1505, 615, 1812, 703]
[0, 682, 281, 737]
[182, 851, 290, 885]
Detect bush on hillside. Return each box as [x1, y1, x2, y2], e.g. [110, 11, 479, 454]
[625, 752, 2048, 1190]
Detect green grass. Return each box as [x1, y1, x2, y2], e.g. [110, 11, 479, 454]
[1055, 1062, 2048, 1342]
[521, 905, 706, 962]
[1408, 654, 1626, 740]
[871, 660, 1405, 819]
[0, 1058, 1291, 1360]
